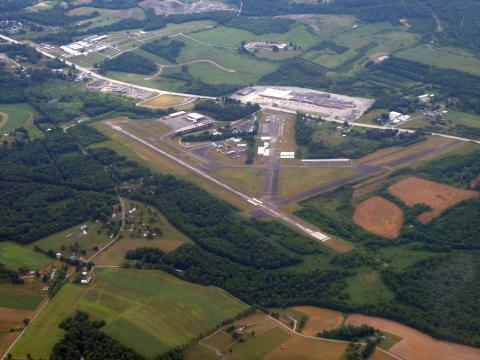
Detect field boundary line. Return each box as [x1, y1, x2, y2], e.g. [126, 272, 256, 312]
[0, 297, 49, 360]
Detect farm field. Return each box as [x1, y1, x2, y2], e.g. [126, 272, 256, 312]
[353, 196, 404, 239]
[0, 282, 45, 359]
[67, 6, 146, 20]
[186, 313, 354, 360]
[290, 306, 343, 336]
[346, 314, 480, 360]
[11, 268, 247, 359]
[0, 283, 44, 311]
[395, 45, 480, 76]
[0, 242, 52, 271]
[388, 176, 479, 223]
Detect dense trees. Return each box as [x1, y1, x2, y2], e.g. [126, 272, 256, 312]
[193, 99, 260, 121]
[318, 324, 376, 341]
[126, 245, 348, 309]
[0, 131, 116, 244]
[0, 43, 42, 64]
[141, 39, 185, 64]
[382, 252, 480, 347]
[99, 52, 157, 75]
[51, 311, 144, 360]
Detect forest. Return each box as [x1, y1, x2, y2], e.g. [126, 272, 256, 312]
[193, 99, 260, 121]
[0, 132, 116, 244]
[99, 52, 157, 75]
[141, 39, 185, 64]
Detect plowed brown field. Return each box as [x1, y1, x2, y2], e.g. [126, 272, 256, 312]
[388, 177, 479, 223]
[347, 314, 480, 360]
[353, 196, 404, 239]
[291, 306, 343, 336]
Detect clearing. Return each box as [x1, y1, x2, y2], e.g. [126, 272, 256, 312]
[347, 314, 480, 360]
[353, 196, 404, 239]
[11, 268, 247, 359]
[388, 176, 479, 223]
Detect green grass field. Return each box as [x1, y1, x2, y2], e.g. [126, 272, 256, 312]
[12, 268, 247, 359]
[0, 284, 44, 311]
[0, 242, 52, 271]
[0, 103, 38, 132]
[303, 22, 419, 70]
[28, 221, 114, 259]
[344, 271, 394, 306]
[395, 45, 480, 76]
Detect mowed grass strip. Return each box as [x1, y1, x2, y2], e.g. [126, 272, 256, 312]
[0, 242, 52, 271]
[12, 268, 247, 359]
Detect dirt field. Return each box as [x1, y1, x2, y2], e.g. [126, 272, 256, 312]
[388, 176, 479, 223]
[95, 238, 186, 266]
[0, 112, 8, 129]
[0, 307, 34, 332]
[264, 335, 348, 360]
[347, 314, 480, 360]
[291, 306, 343, 336]
[323, 238, 354, 253]
[353, 196, 404, 239]
[0, 306, 35, 358]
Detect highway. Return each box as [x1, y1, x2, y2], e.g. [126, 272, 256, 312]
[107, 122, 330, 242]
[1, 33, 479, 144]
[0, 34, 214, 100]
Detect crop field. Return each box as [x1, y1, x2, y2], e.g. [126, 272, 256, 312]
[346, 314, 480, 360]
[186, 312, 359, 360]
[0, 283, 44, 311]
[290, 306, 343, 336]
[28, 221, 114, 259]
[12, 268, 247, 359]
[388, 176, 479, 223]
[353, 196, 404, 239]
[0, 242, 52, 271]
[395, 45, 480, 76]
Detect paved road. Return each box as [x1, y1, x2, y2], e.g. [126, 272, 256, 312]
[107, 121, 330, 242]
[262, 115, 283, 202]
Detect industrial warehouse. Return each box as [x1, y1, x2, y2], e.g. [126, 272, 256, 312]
[233, 86, 374, 123]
